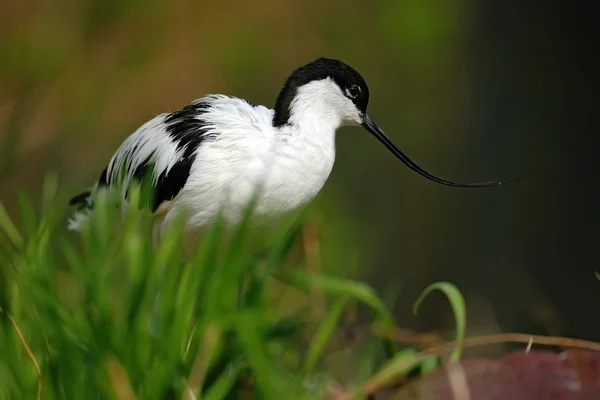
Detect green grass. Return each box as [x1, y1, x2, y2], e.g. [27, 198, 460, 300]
[0, 174, 467, 399]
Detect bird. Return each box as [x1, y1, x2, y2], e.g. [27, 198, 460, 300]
[68, 57, 525, 246]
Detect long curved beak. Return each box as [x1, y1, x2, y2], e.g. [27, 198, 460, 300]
[361, 114, 530, 187]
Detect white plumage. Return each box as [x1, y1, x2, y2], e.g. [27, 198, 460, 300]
[69, 79, 344, 236]
[69, 58, 524, 242]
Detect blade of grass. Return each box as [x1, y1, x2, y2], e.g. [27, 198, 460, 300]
[302, 296, 350, 375]
[362, 348, 427, 396]
[284, 270, 394, 325]
[0, 202, 23, 248]
[41, 172, 59, 214]
[186, 323, 223, 396]
[201, 360, 244, 400]
[15, 191, 38, 240]
[236, 310, 290, 398]
[1, 309, 42, 400]
[413, 282, 466, 362]
[105, 356, 137, 400]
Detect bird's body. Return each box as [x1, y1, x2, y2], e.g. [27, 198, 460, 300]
[69, 78, 346, 236]
[69, 58, 524, 239]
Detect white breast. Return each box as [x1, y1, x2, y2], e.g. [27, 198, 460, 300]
[162, 98, 337, 232]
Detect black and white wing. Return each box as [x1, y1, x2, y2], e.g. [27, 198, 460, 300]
[68, 97, 216, 231]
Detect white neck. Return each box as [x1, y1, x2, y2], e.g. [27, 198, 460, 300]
[283, 78, 359, 139]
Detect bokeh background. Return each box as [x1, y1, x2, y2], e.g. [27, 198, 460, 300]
[1, 0, 598, 341]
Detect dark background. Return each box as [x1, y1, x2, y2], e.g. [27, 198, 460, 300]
[1, 0, 598, 341]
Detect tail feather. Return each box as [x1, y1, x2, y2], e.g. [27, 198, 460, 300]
[67, 209, 92, 231]
[69, 191, 91, 206]
[68, 190, 93, 231]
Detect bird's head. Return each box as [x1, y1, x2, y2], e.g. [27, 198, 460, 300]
[273, 57, 369, 128]
[272, 57, 529, 188]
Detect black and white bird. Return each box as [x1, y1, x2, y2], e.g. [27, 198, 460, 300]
[69, 57, 523, 242]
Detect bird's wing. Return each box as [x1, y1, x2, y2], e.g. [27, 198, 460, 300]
[68, 95, 272, 231]
[68, 97, 218, 229]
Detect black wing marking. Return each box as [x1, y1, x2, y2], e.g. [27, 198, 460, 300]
[126, 154, 195, 211]
[69, 98, 216, 213]
[68, 165, 108, 207]
[68, 191, 91, 206]
[164, 100, 211, 158]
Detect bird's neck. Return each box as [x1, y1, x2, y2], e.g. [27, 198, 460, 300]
[277, 96, 342, 145]
[273, 79, 344, 135]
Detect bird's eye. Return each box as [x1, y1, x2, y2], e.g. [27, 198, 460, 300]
[345, 84, 361, 99]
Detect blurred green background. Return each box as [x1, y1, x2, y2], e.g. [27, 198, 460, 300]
[1, 0, 598, 341]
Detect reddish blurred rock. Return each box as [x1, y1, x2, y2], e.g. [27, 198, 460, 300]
[389, 350, 600, 400]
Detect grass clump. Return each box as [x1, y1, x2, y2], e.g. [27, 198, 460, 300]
[0, 175, 466, 399]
